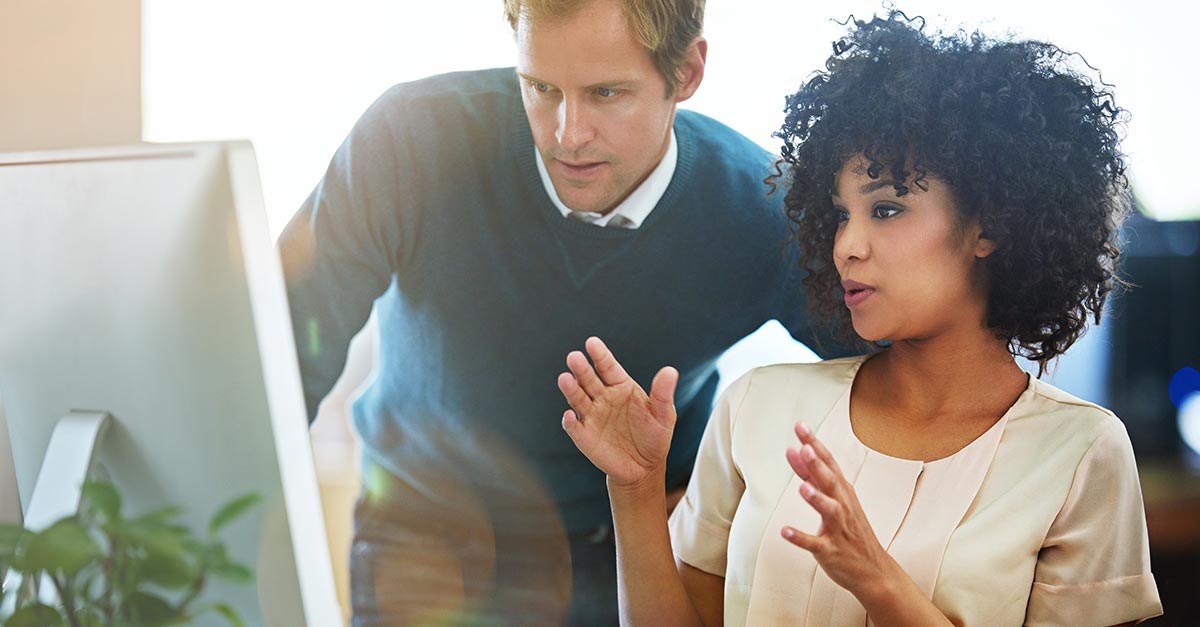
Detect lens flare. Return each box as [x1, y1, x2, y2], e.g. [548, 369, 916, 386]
[1169, 367, 1200, 409]
[1178, 392, 1200, 457]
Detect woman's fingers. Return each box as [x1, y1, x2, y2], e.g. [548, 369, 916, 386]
[785, 445, 812, 481]
[795, 422, 847, 483]
[781, 525, 825, 554]
[788, 444, 840, 497]
[557, 372, 593, 417]
[799, 444, 841, 494]
[799, 480, 843, 528]
[566, 350, 605, 397]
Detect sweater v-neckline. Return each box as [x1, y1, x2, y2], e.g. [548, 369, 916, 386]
[508, 90, 697, 288]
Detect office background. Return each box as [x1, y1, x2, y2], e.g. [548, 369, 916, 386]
[4, 0, 1197, 624]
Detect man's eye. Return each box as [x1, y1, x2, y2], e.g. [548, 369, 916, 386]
[595, 87, 618, 98]
[530, 81, 550, 93]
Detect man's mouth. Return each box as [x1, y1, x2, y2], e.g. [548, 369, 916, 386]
[556, 159, 606, 179]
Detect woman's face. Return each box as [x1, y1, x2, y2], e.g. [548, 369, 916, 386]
[831, 157, 994, 343]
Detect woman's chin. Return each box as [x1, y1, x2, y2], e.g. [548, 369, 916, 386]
[850, 322, 887, 344]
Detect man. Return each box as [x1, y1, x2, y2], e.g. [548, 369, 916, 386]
[279, 0, 828, 623]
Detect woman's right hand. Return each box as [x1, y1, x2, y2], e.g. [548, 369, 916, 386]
[556, 336, 678, 489]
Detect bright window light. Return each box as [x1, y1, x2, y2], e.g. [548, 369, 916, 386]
[144, 0, 1200, 239]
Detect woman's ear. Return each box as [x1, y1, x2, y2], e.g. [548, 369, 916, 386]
[974, 235, 997, 259]
[965, 216, 996, 258]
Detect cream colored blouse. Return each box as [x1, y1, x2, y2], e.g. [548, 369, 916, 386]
[668, 356, 1162, 626]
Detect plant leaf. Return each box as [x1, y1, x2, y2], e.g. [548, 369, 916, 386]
[208, 494, 261, 536]
[65, 607, 107, 627]
[19, 518, 101, 575]
[120, 520, 187, 559]
[5, 603, 65, 627]
[0, 523, 30, 555]
[81, 481, 121, 521]
[0, 524, 32, 574]
[77, 612, 106, 627]
[208, 559, 253, 584]
[123, 590, 175, 626]
[140, 549, 195, 589]
[201, 603, 247, 627]
[128, 505, 184, 527]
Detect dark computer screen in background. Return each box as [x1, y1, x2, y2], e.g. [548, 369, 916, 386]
[1106, 213, 1200, 461]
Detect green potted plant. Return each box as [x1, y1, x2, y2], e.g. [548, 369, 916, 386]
[0, 481, 261, 627]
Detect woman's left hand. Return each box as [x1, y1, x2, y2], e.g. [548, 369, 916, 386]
[781, 422, 898, 600]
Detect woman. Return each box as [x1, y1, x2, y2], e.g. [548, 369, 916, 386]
[555, 11, 1163, 626]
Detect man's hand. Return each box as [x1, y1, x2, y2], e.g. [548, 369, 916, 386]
[556, 337, 678, 489]
[666, 486, 687, 515]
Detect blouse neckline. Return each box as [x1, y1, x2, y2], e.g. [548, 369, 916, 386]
[838, 354, 1036, 467]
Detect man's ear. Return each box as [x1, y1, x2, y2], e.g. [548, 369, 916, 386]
[673, 37, 707, 103]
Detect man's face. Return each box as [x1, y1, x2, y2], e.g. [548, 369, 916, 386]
[515, 0, 688, 215]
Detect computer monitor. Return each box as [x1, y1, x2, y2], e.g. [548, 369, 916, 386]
[0, 142, 341, 626]
[1106, 213, 1200, 460]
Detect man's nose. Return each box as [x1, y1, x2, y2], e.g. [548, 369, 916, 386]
[556, 96, 595, 152]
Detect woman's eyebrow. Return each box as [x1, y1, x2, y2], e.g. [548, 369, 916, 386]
[859, 179, 899, 194]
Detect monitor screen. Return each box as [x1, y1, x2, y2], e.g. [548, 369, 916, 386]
[1107, 213, 1200, 460]
[0, 142, 340, 625]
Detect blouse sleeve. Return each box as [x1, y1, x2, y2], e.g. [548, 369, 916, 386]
[1025, 416, 1163, 625]
[666, 370, 754, 577]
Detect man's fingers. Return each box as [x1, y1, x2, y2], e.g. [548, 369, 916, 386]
[648, 366, 679, 424]
[566, 350, 605, 397]
[562, 409, 585, 443]
[585, 336, 630, 385]
[557, 372, 593, 416]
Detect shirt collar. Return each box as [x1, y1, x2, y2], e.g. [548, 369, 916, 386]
[534, 128, 677, 229]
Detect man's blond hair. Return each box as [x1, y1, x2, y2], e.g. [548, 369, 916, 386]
[504, 0, 705, 96]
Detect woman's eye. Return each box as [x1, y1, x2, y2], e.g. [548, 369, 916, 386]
[530, 81, 550, 93]
[873, 204, 902, 219]
[835, 208, 850, 222]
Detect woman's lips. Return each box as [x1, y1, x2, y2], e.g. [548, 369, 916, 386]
[844, 287, 876, 308]
[841, 280, 876, 308]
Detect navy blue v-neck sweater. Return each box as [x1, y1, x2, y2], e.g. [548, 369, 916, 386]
[280, 68, 821, 531]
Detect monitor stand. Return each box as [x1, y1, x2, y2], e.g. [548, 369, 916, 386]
[0, 409, 110, 607]
[22, 411, 111, 531]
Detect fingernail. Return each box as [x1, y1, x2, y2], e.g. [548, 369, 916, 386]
[799, 422, 812, 436]
[803, 445, 816, 461]
[800, 482, 814, 498]
[782, 527, 794, 539]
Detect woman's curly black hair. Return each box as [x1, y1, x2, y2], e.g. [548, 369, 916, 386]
[772, 10, 1130, 368]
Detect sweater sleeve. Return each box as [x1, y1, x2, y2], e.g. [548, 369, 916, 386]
[277, 87, 414, 423]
